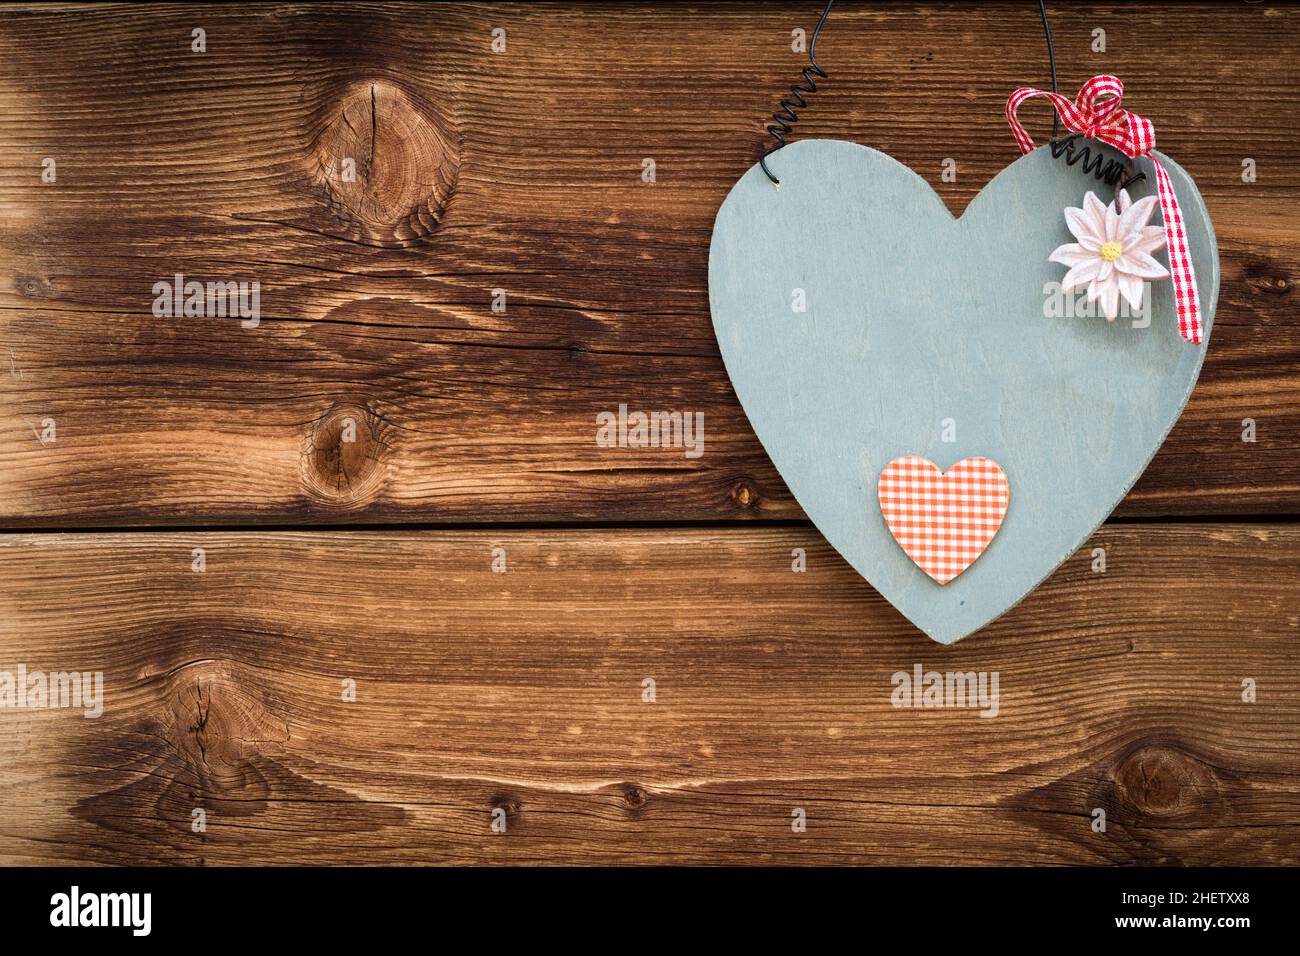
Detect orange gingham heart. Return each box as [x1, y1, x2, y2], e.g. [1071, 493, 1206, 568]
[878, 456, 1010, 585]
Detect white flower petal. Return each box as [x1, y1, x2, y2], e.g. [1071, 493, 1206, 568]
[1097, 259, 1114, 282]
[1101, 280, 1121, 321]
[1118, 194, 1159, 237]
[1062, 258, 1102, 291]
[1104, 200, 1121, 241]
[1118, 272, 1144, 312]
[1048, 243, 1095, 267]
[1087, 274, 1107, 302]
[1083, 191, 1109, 227]
[1126, 236, 1165, 257]
[1117, 188, 1132, 214]
[1127, 225, 1167, 255]
[1118, 250, 1170, 279]
[1065, 206, 1103, 248]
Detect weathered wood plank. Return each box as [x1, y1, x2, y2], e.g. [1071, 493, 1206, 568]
[1, 525, 1297, 865]
[1, 3, 1297, 523]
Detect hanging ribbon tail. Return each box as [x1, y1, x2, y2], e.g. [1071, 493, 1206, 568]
[1152, 160, 1202, 345]
[1005, 76, 1203, 345]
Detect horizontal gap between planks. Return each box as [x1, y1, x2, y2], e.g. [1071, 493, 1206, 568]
[0, 514, 1298, 536]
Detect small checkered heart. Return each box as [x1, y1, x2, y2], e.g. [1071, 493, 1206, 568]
[878, 456, 1010, 585]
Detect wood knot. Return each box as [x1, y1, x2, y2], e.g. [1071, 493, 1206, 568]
[1111, 742, 1222, 820]
[311, 79, 459, 246]
[161, 660, 290, 797]
[301, 402, 390, 510]
[70, 657, 410, 854]
[731, 478, 759, 510]
[623, 784, 647, 809]
[1244, 256, 1291, 297]
[490, 794, 522, 820]
[14, 274, 50, 299]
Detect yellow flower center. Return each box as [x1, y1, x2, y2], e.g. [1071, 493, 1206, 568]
[1100, 240, 1123, 262]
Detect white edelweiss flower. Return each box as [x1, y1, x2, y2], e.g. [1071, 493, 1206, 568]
[1048, 188, 1169, 321]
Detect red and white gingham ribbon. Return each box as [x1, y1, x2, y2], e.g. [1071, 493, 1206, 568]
[1005, 75, 1202, 345]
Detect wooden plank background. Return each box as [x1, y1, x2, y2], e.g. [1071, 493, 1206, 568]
[0, 2, 1297, 865]
[2, 526, 1298, 865]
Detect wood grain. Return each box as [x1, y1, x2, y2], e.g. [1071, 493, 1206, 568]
[1, 525, 1297, 865]
[1, 1, 1297, 870]
[1, 2, 1297, 525]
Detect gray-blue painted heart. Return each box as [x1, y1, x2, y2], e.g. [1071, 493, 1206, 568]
[708, 140, 1218, 643]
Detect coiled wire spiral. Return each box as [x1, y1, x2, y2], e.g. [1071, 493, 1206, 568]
[1049, 134, 1143, 188]
[759, 0, 834, 186]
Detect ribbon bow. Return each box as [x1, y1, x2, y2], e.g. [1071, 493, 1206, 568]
[1006, 76, 1202, 345]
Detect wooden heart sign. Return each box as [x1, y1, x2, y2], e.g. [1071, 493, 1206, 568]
[708, 140, 1218, 644]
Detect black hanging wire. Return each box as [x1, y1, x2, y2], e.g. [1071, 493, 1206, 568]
[1038, 0, 1062, 142]
[755, 0, 1144, 191]
[1038, 0, 1146, 191]
[759, 0, 834, 186]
